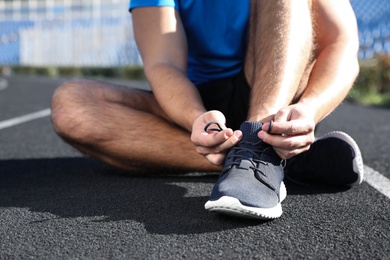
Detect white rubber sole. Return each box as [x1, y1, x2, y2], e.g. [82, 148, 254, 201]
[204, 182, 287, 220]
[316, 131, 364, 186]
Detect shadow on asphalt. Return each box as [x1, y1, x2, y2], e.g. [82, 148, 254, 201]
[0, 157, 349, 235]
[284, 181, 350, 196]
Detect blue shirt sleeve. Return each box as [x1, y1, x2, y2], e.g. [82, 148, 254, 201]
[129, 0, 178, 11]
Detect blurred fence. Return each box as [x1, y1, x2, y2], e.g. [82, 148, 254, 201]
[0, 0, 140, 67]
[352, 0, 390, 59]
[0, 0, 389, 67]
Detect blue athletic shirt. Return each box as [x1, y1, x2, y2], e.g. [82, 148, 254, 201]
[129, 0, 250, 85]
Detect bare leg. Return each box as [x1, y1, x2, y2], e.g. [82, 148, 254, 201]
[245, 0, 314, 121]
[51, 79, 220, 173]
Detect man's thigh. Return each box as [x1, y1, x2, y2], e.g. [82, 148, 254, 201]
[70, 79, 171, 122]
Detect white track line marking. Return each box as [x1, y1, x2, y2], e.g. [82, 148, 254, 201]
[0, 78, 8, 91]
[0, 108, 51, 130]
[364, 165, 390, 199]
[0, 109, 389, 201]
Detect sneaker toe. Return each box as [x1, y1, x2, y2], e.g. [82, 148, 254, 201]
[209, 165, 282, 209]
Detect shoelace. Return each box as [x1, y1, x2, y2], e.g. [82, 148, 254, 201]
[205, 121, 283, 192]
[226, 140, 271, 172]
[205, 121, 277, 169]
[227, 141, 279, 192]
[204, 121, 285, 169]
[203, 121, 274, 133]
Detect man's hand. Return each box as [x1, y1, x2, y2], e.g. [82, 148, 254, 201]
[258, 104, 316, 159]
[191, 110, 242, 166]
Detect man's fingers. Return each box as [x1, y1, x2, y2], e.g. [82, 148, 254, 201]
[193, 128, 232, 146]
[197, 131, 242, 166]
[191, 111, 241, 166]
[273, 108, 290, 123]
[262, 120, 314, 136]
[264, 133, 313, 160]
[205, 153, 226, 166]
[259, 131, 314, 151]
[195, 130, 242, 155]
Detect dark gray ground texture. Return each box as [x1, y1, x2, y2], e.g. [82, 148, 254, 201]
[0, 76, 389, 259]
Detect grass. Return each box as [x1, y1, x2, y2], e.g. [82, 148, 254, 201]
[348, 89, 390, 107]
[3, 65, 146, 81]
[348, 55, 390, 107]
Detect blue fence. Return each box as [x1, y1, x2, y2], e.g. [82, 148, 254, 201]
[0, 20, 34, 64]
[0, 0, 138, 67]
[351, 0, 390, 59]
[0, 0, 389, 66]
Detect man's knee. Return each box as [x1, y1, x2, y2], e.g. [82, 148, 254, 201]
[51, 79, 98, 143]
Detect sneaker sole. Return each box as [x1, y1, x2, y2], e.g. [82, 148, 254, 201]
[204, 182, 287, 220]
[316, 131, 364, 186]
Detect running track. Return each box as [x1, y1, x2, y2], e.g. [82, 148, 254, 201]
[0, 76, 389, 259]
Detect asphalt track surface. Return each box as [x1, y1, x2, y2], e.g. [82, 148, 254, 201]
[0, 75, 389, 259]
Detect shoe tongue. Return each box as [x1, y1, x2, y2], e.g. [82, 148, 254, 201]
[236, 121, 263, 161]
[239, 121, 263, 146]
[239, 121, 280, 164]
[224, 121, 281, 167]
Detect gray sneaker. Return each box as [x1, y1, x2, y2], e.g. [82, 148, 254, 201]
[285, 131, 364, 186]
[205, 121, 286, 220]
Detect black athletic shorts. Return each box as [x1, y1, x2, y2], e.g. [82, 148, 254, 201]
[197, 71, 250, 130]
